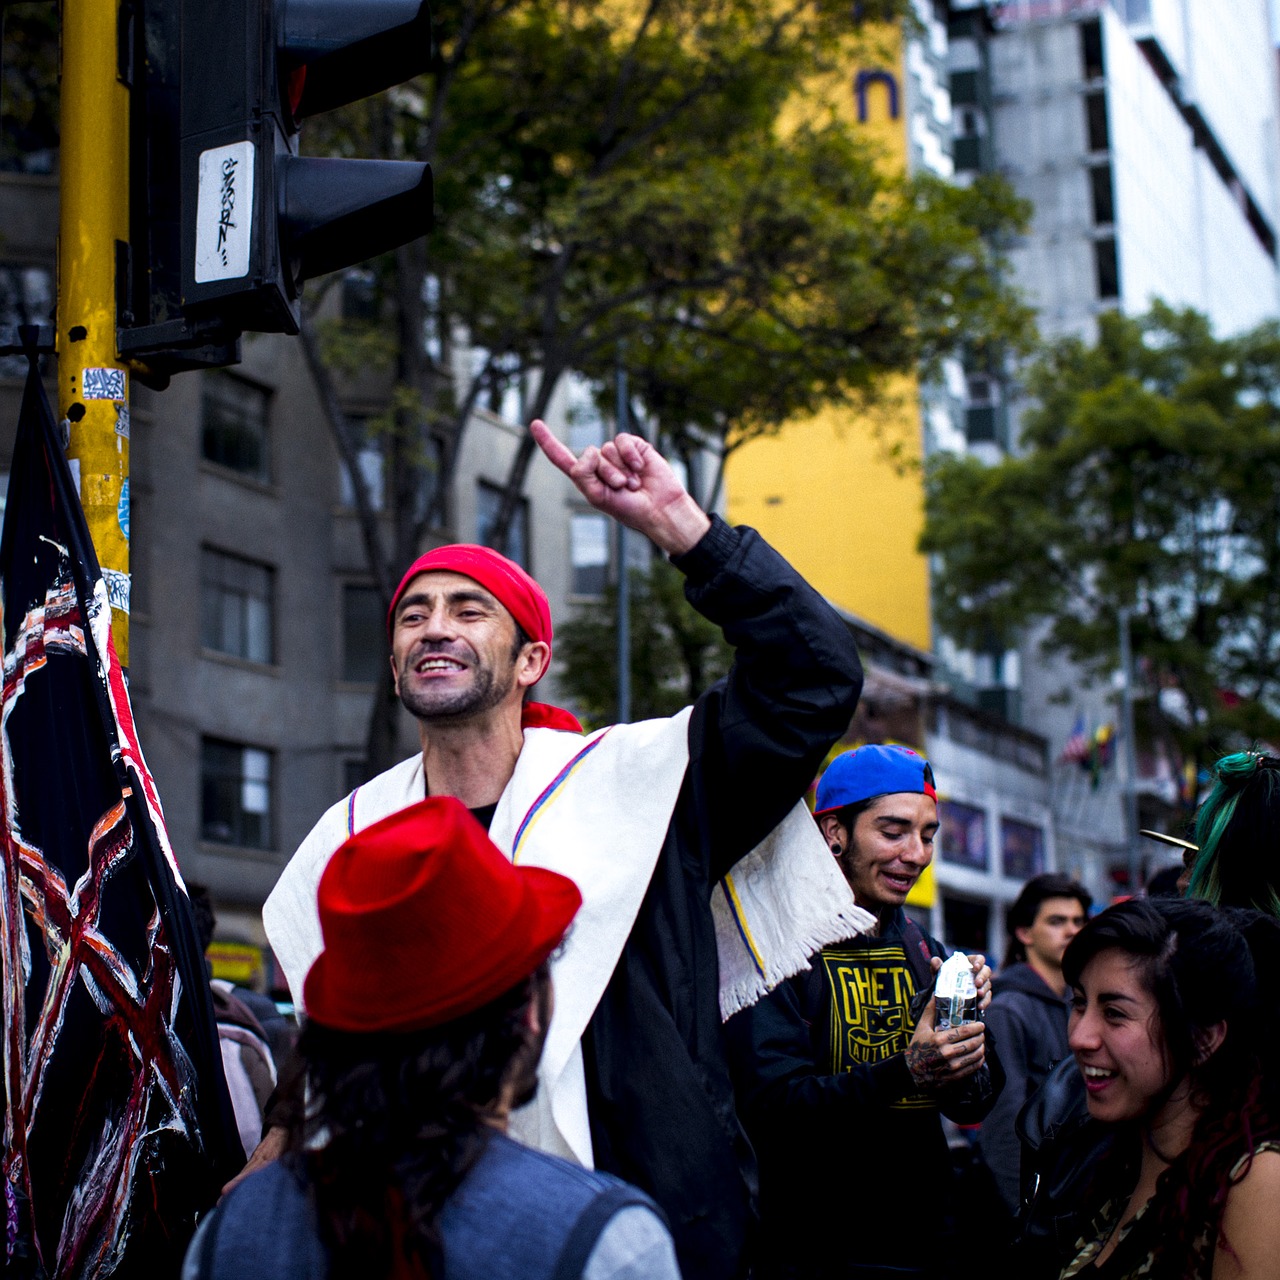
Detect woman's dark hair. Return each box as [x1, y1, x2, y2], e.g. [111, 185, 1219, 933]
[1063, 898, 1280, 1277]
[288, 964, 550, 1280]
[1003, 872, 1091, 967]
[1188, 750, 1280, 917]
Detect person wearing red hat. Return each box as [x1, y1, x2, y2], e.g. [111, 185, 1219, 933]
[259, 421, 868, 1279]
[187, 798, 681, 1280]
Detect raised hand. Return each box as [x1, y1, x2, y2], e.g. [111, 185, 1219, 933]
[530, 419, 711, 556]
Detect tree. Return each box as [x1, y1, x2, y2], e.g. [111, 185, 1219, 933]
[557, 556, 732, 727]
[0, 5, 60, 174]
[921, 303, 1280, 783]
[304, 0, 1033, 773]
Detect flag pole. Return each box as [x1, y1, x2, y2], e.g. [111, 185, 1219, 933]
[59, 0, 133, 666]
[1118, 606, 1142, 894]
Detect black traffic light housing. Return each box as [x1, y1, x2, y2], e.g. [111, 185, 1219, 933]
[119, 0, 433, 380]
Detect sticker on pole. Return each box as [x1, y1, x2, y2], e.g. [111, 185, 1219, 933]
[82, 368, 126, 400]
[103, 568, 130, 614]
[195, 141, 255, 283]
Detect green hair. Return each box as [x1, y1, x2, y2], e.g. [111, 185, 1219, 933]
[1188, 750, 1280, 918]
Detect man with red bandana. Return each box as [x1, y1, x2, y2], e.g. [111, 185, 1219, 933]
[258, 422, 867, 1279]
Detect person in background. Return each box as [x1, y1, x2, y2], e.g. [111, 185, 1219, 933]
[1056, 897, 1280, 1280]
[976, 873, 1090, 1214]
[725, 744, 1001, 1280]
[188, 882, 279, 1160]
[186, 797, 680, 1280]
[1180, 750, 1280, 914]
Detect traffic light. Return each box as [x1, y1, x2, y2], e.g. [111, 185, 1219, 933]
[119, 0, 434, 379]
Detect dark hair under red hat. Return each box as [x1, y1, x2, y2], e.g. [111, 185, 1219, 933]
[303, 796, 582, 1033]
[388, 544, 552, 652]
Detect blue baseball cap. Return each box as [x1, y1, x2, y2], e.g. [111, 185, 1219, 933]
[814, 745, 937, 817]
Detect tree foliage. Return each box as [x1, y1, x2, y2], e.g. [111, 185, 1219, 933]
[922, 303, 1280, 768]
[0, 5, 60, 173]
[304, 0, 1033, 769]
[557, 556, 732, 727]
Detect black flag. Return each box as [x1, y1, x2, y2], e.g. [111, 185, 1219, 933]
[0, 334, 242, 1277]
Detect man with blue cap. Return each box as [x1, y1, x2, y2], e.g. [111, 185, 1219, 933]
[725, 744, 1003, 1280]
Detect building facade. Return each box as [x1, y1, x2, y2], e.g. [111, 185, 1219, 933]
[0, 159, 590, 984]
[947, 0, 1280, 904]
[725, 0, 1058, 960]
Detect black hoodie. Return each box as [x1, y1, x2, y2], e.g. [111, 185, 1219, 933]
[976, 962, 1072, 1213]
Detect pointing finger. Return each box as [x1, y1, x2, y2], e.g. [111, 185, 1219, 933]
[531, 419, 578, 476]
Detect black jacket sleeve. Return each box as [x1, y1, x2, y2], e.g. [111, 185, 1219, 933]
[975, 997, 1032, 1210]
[671, 517, 863, 884]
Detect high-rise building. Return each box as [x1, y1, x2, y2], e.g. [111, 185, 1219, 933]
[0, 128, 584, 987]
[946, 0, 1280, 900]
[726, 2, 1058, 959]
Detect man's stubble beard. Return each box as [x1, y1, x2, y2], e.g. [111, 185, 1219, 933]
[397, 652, 517, 724]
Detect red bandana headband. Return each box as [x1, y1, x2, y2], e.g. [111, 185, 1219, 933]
[388, 544, 552, 648]
[388, 545, 582, 734]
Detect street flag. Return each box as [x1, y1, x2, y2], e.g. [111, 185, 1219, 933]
[0, 337, 241, 1277]
[1059, 713, 1090, 766]
[1089, 723, 1116, 790]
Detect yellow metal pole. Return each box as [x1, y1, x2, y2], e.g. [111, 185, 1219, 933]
[58, 0, 132, 666]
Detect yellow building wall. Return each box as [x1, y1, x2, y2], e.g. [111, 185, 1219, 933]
[725, 24, 933, 653]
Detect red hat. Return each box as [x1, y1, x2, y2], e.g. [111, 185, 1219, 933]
[303, 797, 582, 1032]
[388, 545, 553, 653]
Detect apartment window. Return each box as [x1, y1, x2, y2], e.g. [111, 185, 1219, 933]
[201, 547, 274, 664]
[1002, 817, 1046, 880]
[949, 70, 979, 107]
[337, 419, 387, 511]
[202, 372, 271, 482]
[964, 373, 1001, 444]
[571, 512, 610, 597]
[1084, 91, 1110, 153]
[342, 583, 384, 684]
[939, 799, 988, 871]
[476, 481, 528, 568]
[953, 104, 985, 173]
[340, 425, 443, 520]
[201, 738, 273, 848]
[1089, 163, 1115, 226]
[943, 895, 990, 955]
[1080, 19, 1104, 82]
[1094, 236, 1120, 299]
[565, 374, 607, 453]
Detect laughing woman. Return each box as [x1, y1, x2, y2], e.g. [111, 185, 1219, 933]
[1059, 897, 1280, 1280]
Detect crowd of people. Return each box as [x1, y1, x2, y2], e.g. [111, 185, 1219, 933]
[182, 422, 1280, 1279]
